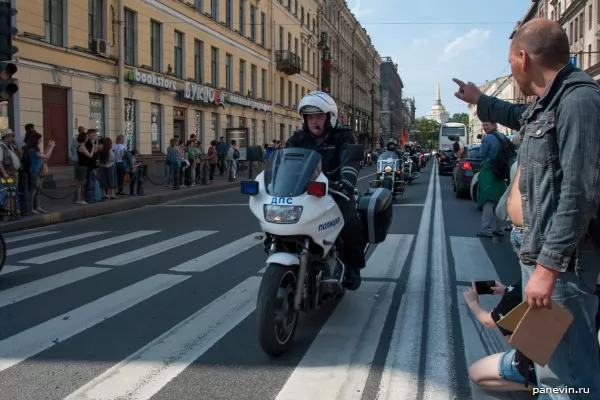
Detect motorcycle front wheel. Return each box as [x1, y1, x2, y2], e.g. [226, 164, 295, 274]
[0, 233, 6, 274]
[256, 263, 300, 357]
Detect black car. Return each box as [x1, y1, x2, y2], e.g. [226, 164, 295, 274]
[452, 146, 482, 198]
[438, 150, 457, 175]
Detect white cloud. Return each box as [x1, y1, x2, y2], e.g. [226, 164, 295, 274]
[442, 29, 491, 61]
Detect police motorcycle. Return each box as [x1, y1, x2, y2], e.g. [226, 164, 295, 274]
[402, 152, 420, 183]
[240, 144, 393, 357]
[371, 151, 405, 199]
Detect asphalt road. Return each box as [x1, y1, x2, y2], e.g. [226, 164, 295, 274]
[0, 160, 528, 400]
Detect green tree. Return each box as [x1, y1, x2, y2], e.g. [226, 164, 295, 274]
[414, 117, 440, 148]
[448, 112, 469, 125]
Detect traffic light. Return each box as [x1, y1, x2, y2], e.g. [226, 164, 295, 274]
[0, 62, 18, 100]
[0, 2, 17, 62]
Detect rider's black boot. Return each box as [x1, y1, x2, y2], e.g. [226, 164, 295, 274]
[345, 268, 362, 291]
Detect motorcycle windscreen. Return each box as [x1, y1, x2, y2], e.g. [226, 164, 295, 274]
[378, 151, 400, 160]
[377, 151, 400, 171]
[263, 147, 323, 197]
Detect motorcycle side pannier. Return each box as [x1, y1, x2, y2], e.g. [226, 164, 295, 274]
[357, 188, 393, 244]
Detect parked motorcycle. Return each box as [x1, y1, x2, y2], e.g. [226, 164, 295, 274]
[371, 151, 405, 199]
[240, 145, 393, 357]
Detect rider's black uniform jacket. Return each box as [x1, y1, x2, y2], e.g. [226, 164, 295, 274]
[286, 127, 360, 188]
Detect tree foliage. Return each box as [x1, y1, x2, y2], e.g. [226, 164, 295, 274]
[448, 112, 469, 125]
[414, 117, 440, 148]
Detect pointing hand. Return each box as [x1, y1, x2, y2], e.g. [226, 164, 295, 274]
[453, 78, 482, 105]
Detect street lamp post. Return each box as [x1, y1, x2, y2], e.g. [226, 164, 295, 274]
[369, 82, 375, 148]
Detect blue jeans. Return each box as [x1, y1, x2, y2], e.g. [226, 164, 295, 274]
[521, 251, 600, 399]
[168, 159, 181, 184]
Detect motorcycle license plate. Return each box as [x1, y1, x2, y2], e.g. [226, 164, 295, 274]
[465, 170, 474, 177]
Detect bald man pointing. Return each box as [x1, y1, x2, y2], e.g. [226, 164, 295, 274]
[454, 19, 600, 398]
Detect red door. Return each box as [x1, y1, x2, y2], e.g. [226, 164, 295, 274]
[42, 86, 68, 165]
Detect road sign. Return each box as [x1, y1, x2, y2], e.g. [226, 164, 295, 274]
[0, 3, 17, 62]
[570, 56, 577, 67]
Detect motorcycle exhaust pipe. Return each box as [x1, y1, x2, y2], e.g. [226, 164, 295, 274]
[293, 238, 311, 311]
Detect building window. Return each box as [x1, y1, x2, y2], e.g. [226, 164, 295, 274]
[287, 32, 291, 51]
[589, 4, 593, 30]
[150, 21, 162, 72]
[194, 110, 204, 145]
[280, 77, 284, 104]
[312, 53, 316, 75]
[301, 44, 305, 69]
[294, 37, 298, 55]
[262, 120, 267, 142]
[124, 9, 136, 65]
[250, 6, 257, 42]
[174, 31, 184, 78]
[239, 60, 246, 94]
[279, 123, 285, 141]
[211, 112, 220, 140]
[211, 46, 219, 86]
[194, 39, 203, 83]
[252, 118, 257, 144]
[589, 44, 592, 68]
[226, 114, 233, 128]
[89, 94, 105, 137]
[295, 83, 298, 106]
[239, 0, 246, 35]
[44, 0, 64, 46]
[580, 13, 584, 37]
[288, 80, 292, 106]
[195, 0, 203, 12]
[125, 99, 137, 151]
[260, 12, 266, 46]
[88, 0, 105, 48]
[226, 0, 233, 28]
[211, 0, 218, 19]
[225, 54, 233, 90]
[251, 64, 257, 97]
[151, 103, 162, 153]
[261, 68, 267, 98]
[279, 26, 284, 50]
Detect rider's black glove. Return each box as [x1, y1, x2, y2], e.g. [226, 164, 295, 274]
[332, 179, 354, 199]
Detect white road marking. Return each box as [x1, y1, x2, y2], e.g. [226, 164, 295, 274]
[362, 234, 414, 279]
[4, 231, 60, 243]
[95, 231, 217, 266]
[8, 232, 108, 256]
[0, 265, 29, 275]
[65, 277, 261, 400]
[0, 274, 190, 373]
[276, 281, 395, 400]
[450, 236, 501, 283]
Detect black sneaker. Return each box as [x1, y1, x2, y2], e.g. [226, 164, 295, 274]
[344, 268, 362, 291]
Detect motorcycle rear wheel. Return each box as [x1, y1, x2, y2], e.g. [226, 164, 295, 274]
[257, 263, 300, 357]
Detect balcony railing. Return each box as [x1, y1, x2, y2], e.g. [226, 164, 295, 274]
[275, 50, 302, 75]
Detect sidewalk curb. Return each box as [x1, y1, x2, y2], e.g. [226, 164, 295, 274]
[0, 182, 240, 233]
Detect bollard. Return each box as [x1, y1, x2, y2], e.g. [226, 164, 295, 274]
[202, 161, 209, 185]
[173, 164, 181, 190]
[136, 165, 145, 195]
[18, 170, 31, 216]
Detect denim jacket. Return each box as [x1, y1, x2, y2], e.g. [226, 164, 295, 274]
[477, 64, 600, 272]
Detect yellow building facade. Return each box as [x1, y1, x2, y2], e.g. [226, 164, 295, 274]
[10, 0, 320, 165]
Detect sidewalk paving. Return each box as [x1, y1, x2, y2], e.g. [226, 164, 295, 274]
[0, 172, 240, 233]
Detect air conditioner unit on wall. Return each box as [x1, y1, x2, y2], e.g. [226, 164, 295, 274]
[92, 38, 108, 55]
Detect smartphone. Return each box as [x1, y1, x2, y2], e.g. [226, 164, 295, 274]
[475, 280, 496, 295]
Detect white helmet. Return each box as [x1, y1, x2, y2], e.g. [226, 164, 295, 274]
[297, 91, 339, 130]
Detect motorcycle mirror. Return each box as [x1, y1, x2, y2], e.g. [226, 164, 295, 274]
[246, 145, 263, 162]
[344, 144, 365, 163]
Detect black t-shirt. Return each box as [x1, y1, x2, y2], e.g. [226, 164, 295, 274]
[490, 279, 537, 384]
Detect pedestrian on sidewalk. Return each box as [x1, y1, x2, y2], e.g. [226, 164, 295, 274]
[166, 138, 181, 186]
[24, 131, 55, 214]
[114, 135, 127, 195]
[98, 137, 118, 199]
[216, 137, 227, 176]
[226, 140, 239, 182]
[476, 122, 507, 238]
[207, 140, 218, 183]
[454, 18, 600, 398]
[75, 131, 97, 204]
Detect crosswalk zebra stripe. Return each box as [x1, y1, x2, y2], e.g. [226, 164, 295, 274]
[0, 265, 29, 275]
[276, 281, 395, 400]
[19, 231, 160, 264]
[8, 231, 108, 256]
[4, 231, 60, 243]
[362, 234, 414, 279]
[170, 233, 262, 273]
[95, 231, 218, 266]
[449, 236, 501, 283]
[0, 273, 190, 373]
[65, 277, 261, 400]
[0, 266, 110, 307]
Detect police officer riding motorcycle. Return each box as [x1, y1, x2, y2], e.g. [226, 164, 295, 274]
[285, 91, 366, 290]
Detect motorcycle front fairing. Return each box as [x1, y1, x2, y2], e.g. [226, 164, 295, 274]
[377, 151, 401, 176]
[248, 147, 344, 257]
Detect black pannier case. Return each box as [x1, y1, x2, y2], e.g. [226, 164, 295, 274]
[357, 188, 393, 244]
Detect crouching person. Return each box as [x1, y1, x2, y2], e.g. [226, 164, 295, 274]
[463, 279, 536, 392]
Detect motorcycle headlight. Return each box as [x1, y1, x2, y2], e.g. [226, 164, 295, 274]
[263, 205, 303, 224]
[384, 165, 392, 172]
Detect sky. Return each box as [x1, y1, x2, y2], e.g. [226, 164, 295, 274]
[345, 0, 529, 117]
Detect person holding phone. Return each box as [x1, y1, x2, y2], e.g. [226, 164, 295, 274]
[463, 278, 537, 392]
